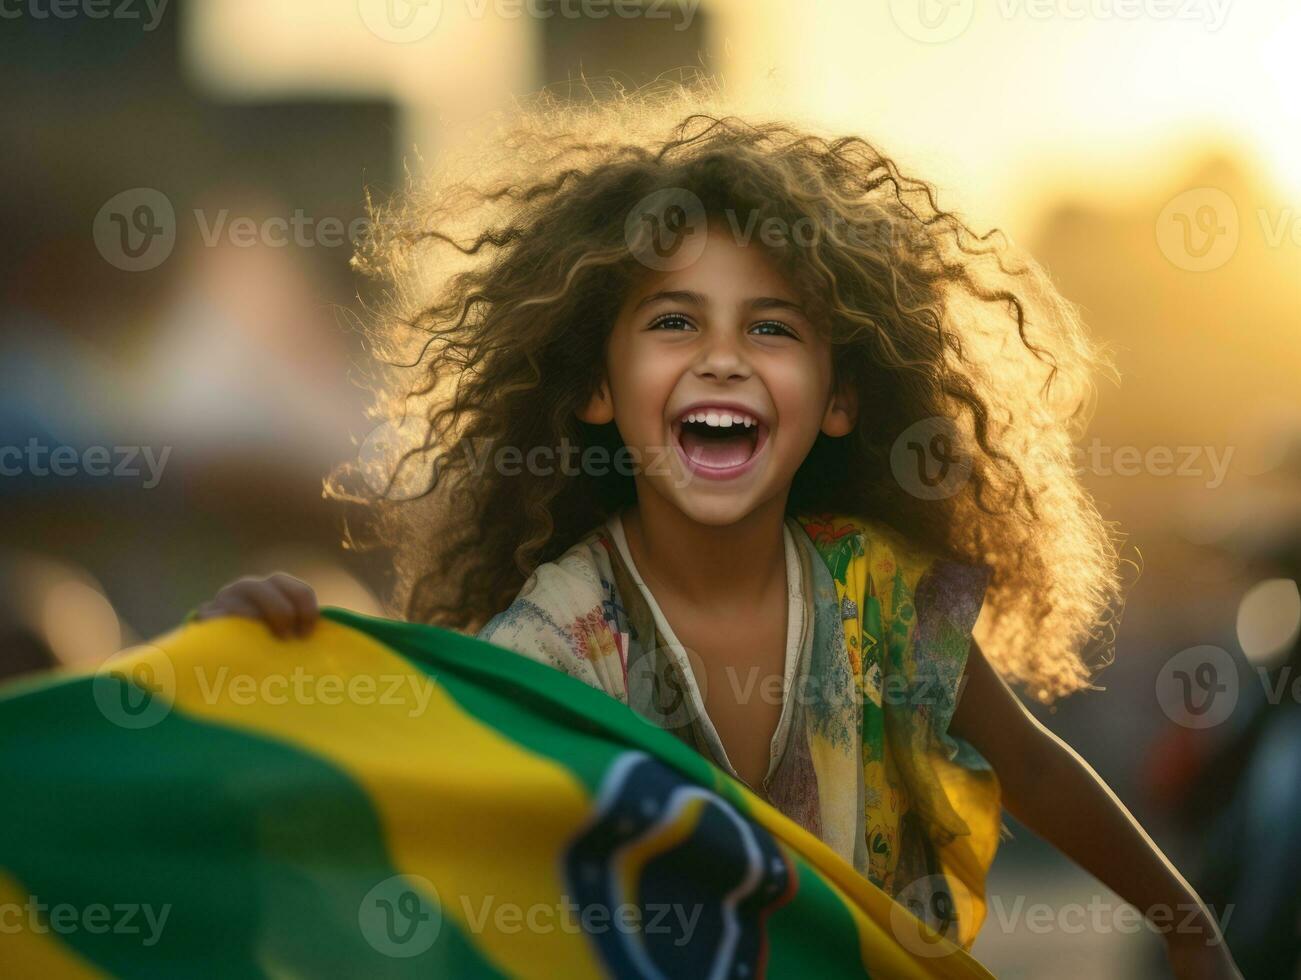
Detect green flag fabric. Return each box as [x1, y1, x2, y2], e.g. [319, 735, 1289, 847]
[0, 608, 995, 978]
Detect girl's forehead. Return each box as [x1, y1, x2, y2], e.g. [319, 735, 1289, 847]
[623, 226, 802, 305]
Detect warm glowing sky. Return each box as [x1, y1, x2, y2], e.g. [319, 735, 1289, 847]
[185, 0, 1301, 237]
[710, 0, 1301, 234]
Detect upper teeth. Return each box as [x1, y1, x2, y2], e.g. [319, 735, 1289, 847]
[681, 410, 758, 428]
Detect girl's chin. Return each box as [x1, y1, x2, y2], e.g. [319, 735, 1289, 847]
[656, 481, 771, 527]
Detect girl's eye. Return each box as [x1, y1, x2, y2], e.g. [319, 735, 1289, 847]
[646, 315, 798, 338]
[648, 314, 695, 332]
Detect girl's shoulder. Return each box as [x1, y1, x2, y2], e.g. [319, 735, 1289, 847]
[476, 522, 626, 696]
[795, 512, 993, 769]
[794, 511, 933, 574]
[479, 522, 615, 637]
[795, 511, 912, 552]
[794, 510, 990, 613]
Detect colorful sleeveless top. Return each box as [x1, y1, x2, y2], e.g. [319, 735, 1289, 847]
[478, 511, 1004, 949]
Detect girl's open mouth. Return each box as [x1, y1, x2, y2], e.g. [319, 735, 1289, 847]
[670, 406, 769, 480]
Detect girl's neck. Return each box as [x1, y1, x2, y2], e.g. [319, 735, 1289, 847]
[620, 490, 789, 609]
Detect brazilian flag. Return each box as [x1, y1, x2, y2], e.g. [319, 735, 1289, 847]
[0, 608, 995, 978]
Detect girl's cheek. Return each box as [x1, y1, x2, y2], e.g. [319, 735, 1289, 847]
[616, 360, 678, 441]
[769, 366, 824, 431]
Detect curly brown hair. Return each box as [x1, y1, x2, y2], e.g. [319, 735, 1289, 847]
[333, 76, 1126, 703]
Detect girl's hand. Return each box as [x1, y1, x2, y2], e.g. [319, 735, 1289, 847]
[194, 573, 319, 639]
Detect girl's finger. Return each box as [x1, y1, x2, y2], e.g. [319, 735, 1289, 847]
[230, 582, 297, 639]
[195, 596, 259, 622]
[268, 574, 318, 635]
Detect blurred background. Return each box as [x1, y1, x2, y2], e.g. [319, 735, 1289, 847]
[1, 1, 1298, 975]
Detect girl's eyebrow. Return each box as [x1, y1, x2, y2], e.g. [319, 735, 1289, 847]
[633, 289, 807, 316]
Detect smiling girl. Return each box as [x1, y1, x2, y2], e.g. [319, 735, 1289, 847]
[196, 80, 1242, 975]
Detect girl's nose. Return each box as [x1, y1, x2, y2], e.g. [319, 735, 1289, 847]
[693, 329, 751, 382]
